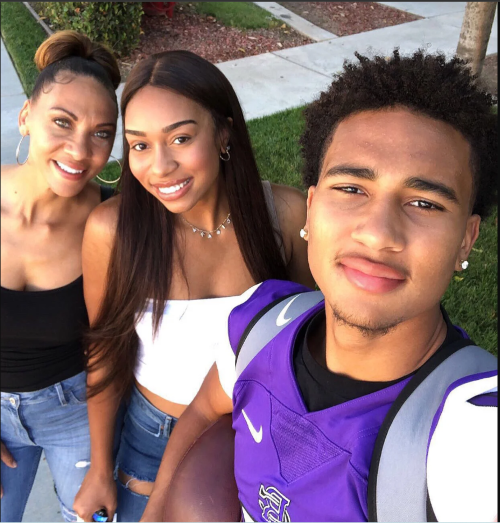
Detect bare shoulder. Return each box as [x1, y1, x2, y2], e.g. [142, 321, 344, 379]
[269, 182, 315, 289]
[84, 193, 121, 247]
[270, 183, 307, 211]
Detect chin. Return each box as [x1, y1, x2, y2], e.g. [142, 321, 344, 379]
[49, 179, 87, 198]
[327, 300, 405, 336]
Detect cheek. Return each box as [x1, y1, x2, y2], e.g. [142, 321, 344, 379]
[410, 227, 461, 280]
[189, 143, 219, 178]
[90, 140, 113, 166]
[129, 156, 148, 186]
[307, 202, 343, 278]
[30, 125, 63, 155]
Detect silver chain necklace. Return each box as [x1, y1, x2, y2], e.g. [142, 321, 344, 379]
[181, 213, 231, 238]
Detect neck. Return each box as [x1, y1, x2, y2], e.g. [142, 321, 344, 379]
[318, 304, 447, 382]
[7, 162, 72, 224]
[179, 175, 230, 232]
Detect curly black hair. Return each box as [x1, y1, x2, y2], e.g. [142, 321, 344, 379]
[300, 49, 497, 218]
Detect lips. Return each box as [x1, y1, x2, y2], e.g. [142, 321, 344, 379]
[152, 177, 193, 202]
[52, 160, 87, 181]
[339, 256, 406, 294]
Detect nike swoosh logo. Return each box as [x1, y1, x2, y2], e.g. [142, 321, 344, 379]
[242, 408, 263, 443]
[276, 295, 300, 327]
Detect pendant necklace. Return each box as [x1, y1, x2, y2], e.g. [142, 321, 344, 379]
[181, 213, 231, 239]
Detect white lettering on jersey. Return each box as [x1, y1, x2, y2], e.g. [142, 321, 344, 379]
[259, 484, 291, 522]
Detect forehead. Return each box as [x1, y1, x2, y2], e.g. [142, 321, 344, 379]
[125, 85, 211, 127]
[321, 108, 473, 191]
[34, 73, 117, 119]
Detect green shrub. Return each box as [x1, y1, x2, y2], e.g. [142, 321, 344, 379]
[36, 2, 143, 57]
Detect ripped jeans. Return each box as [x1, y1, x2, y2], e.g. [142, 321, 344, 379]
[1, 371, 91, 522]
[115, 385, 177, 522]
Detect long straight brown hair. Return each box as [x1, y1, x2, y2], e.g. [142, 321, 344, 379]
[86, 51, 288, 398]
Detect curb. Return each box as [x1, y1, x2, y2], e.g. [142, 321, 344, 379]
[254, 2, 337, 42]
[23, 2, 53, 36]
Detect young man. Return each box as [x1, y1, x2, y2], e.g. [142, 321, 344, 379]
[141, 49, 498, 522]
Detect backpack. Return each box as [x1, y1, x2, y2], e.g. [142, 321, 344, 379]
[234, 290, 497, 522]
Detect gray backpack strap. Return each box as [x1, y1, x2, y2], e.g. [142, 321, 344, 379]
[369, 344, 497, 522]
[235, 291, 324, 378]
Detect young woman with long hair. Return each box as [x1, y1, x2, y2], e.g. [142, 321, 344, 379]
[73, 50, 314, 521]
[1, 31, 120, 522]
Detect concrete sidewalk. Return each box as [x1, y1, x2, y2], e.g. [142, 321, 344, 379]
[0, 3, 497, 521]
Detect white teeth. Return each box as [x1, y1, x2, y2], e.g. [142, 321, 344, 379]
[56, 161, 84, 174]
[158, 179, 190, 194]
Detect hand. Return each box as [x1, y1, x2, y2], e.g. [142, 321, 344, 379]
[1, 441, 17, 498]
[73, 468, 116, 522]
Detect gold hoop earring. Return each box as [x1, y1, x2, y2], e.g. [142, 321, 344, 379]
[16, 134, 29, 165]
[96, 155, 122, 184]
[220, 145, 230, 162]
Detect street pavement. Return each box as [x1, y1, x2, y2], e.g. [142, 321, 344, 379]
[0, 2, 497, 521]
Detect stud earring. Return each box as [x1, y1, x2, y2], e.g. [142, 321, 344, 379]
[299, 228, 307, 239]
[461, 260, 469, 270]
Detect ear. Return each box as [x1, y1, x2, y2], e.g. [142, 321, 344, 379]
[18, 99, 32, 136]
[304, 185, 316, 237]
[218, 118, 233, 153]
[454, 214, 481, 271]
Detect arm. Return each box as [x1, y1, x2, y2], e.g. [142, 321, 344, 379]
[73, 198, 121, 522]
[141, 364, 233, 522]
[271, 183, 316, 290]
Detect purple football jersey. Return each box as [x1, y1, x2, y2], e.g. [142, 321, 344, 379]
[228, 280, 411, 522]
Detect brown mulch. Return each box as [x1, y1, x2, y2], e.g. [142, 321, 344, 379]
[119, 3, 311, 79]
[278, 2, 421, 36]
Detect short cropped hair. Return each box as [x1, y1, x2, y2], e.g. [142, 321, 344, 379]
[300, 49, 497, 218]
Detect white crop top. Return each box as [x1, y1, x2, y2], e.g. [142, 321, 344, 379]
[134, 284, 260, 405]
[134, 180, 284, 405]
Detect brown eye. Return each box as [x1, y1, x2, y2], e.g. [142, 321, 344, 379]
[173, 136, 190, 145]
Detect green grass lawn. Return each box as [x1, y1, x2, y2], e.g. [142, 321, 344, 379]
[192, 2, 280, 29]
[2, 3, 497, 354]
[1, 2, 47, 96]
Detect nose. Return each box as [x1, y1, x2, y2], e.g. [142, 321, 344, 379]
[151, 146, 177, 177]
[351, 199, 405, 252]
[64, 132, 91, 162]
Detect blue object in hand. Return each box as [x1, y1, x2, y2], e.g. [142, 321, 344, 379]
[92, 509, 108, 522]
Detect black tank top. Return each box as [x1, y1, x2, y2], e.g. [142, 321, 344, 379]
[1, 185, 114, 392]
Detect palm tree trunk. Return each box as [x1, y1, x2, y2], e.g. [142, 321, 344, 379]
[456, 2, 497, 77]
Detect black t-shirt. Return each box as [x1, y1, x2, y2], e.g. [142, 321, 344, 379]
[293, 307, 463, 412]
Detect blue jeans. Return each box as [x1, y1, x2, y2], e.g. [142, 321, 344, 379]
[115, 385, 177, 522]
[1, 372, 90, 522]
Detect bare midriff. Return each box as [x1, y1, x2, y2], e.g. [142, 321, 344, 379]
[135, 380, 188, 419]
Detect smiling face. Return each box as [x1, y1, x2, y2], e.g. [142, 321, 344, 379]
[306, 108, 480, 334]
[19, 73, 117, 197]
[124, 85, 225, 213]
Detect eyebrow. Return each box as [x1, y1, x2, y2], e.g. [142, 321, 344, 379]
[404, 176, 459, 204]
[50, 106, 116, 128]
[325, 165, 376, 180]
[50, 107, 78, 120]
[324, 164, 459, 204]
[125, 119, 197, 137]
